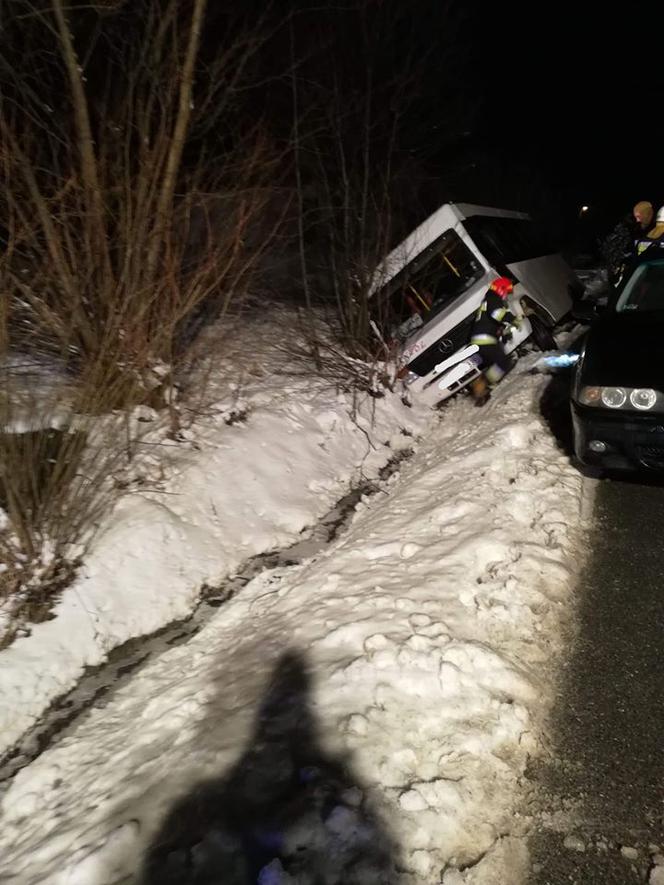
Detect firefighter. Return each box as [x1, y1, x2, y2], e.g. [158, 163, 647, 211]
[469, 276, 521, 406]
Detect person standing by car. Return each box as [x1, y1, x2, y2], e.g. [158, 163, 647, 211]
[636, 206, 664, 256]
[601, 201, 654, 285]
[469, 276, 521, 406]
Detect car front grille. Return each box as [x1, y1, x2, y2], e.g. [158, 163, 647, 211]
[406, 314, 475, 377]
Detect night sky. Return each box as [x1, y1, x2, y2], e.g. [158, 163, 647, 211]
[477, 1, 664, 236]
[289, 0, 664, 249]
[3, 0, 663, 250]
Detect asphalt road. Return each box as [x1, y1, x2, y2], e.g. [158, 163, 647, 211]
[527, 377, 664, 884]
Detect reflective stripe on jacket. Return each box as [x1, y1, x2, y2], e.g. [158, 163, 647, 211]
[473, 289, 516, 339]
[470, 333, 498, 345]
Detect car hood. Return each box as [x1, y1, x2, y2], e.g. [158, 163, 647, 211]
[581, 312, 664, 389]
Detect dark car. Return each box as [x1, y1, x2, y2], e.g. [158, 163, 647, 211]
[571, 257, 664, 471]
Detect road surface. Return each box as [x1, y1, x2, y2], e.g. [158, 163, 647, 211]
[528, 377, 664, 883]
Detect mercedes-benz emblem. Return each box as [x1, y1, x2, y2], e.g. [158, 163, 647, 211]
[438, 338, 454, 353]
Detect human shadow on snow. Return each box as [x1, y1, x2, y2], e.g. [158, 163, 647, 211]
[142, 649, 400, 884]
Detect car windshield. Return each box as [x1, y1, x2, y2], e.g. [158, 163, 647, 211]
[615, 260, 664, 313]
[377, 229, 484, 341]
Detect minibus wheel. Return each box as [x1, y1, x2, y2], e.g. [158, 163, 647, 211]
[529, 314, 557, 351]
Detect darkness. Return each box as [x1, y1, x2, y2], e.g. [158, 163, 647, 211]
[477, 2, 664, 239]
[260, 0, 664, 250]
[3, 1, 664, 263]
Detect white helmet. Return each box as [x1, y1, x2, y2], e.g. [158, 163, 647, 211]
[657, 206, 664, 224]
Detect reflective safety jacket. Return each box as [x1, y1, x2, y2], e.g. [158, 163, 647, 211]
[470, 289, 516, 346]
[635, 233, 664, 258]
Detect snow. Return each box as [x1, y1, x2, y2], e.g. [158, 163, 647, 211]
[0, 352, 74, 432]
[563, 834, 587, 853]
[0, 307, 431, 754]
[0, 324, 585, 884]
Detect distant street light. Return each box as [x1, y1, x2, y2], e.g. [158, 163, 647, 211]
[579, 205, 590, 217]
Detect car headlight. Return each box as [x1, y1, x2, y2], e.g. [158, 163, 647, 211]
[630, 388, 657, 410]
[600, 386, 626, 408]
[403, 370, 419, 386]
[578, 385, 662, 411]
[578, 386, 600, 406]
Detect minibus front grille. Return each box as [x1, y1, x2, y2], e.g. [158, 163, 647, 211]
[406, 314, 475, 377]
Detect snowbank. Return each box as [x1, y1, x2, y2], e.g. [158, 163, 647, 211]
[0, 309, 432, 756]
[0, 358, 585, 884]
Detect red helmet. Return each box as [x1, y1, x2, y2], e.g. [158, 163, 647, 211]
[489, 276, 514, 298]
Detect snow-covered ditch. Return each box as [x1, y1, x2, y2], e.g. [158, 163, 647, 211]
[0, 308, 433, 757]
[0, 331, 585, 884]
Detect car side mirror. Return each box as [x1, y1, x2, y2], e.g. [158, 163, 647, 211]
[572, 301, 604, 324]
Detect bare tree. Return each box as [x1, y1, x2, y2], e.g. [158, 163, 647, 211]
[285, 0, 442, 391]
[0, 0, 280, 574]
